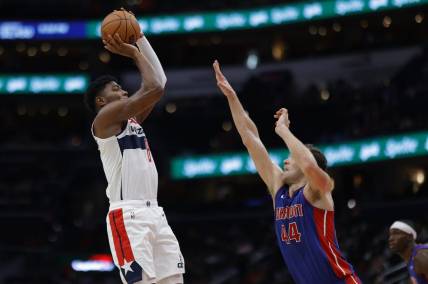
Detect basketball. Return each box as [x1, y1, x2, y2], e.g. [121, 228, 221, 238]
[101, 9, 141, 44]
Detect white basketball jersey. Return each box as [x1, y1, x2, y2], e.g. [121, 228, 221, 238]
[92, 118, 158, 202]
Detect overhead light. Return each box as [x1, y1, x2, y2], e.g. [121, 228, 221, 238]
[58, 107, 68, 117]
[411, 169, 425, 185]
[98, 51, 111, 63]
[40, 43, 51, 52]
[353, 174, 363, 188]
[272, 39, 285, 61]
[309, 25, 317, 35]
[347, 199, 356, 209]
[318, 26, 327, 36]
[222, 121, 232, 132]
[332, 22, 342, 32]
[320, 88, 330, 101]
[27, 47, 37, 57]
[383, 16, 392, 28]
[165, 103, 177, 114]
[415, 13, 424, 24]
[246, 50, 259, 69]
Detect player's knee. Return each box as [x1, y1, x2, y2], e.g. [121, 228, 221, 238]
[157, 273, 183, 284]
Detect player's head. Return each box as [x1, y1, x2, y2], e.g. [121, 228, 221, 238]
[84, 75, 128, 113]
[389, 220, 417, 254]
[282, 144, 328, 184]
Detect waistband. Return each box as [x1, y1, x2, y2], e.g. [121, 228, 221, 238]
[109, 199, 158, 210]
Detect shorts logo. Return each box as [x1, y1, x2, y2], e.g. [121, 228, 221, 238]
[121, 260, 144, 283]
[177, 255, 184, 269]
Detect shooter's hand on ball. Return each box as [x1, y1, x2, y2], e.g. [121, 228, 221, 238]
[103, 33, 139, 59]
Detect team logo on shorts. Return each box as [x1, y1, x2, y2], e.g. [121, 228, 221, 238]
[120, 260, 144, 283]
[177, 255, 184, 269]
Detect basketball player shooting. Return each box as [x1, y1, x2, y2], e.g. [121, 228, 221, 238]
[83, 31, 185, 283]
[213, 60, 361, 283]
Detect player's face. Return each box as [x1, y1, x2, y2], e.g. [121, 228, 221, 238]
[99, 81, 129, 105]
[281, 156, 303, 183]
[388, 228, 411, 253]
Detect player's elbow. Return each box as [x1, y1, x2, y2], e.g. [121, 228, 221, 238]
[145, 84, 165, 100]
[241, 131, 255, 147]
[153, 84, 165, 99]
[305, 164, 334, 193]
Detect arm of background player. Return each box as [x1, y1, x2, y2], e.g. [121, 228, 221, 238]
[414, 249, 428, 281]
[213, 60, 283, 195]
[134, 36, 167, 123]
[274, 108, 334, 194]
[94, 34, 164, 137]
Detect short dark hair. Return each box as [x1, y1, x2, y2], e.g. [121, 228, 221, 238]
[84, 75, 118, 113]
[306, 144, 328, 171]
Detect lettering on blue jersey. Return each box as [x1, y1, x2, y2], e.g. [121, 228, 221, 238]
[275, 204, 303, 220]
[281, 222, 302, 244]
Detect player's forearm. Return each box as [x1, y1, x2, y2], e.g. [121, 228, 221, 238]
[226, 93, 259, 142]
[276, 125, 317, 169]
[136, 37, 167, 88]
[132, 50, 163, 91]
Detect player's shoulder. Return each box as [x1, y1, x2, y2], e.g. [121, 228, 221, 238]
[270, 177, 288, 198]
[414, 247, 428, 272]
[93, 112, 129, 139]
[415, 247, 428, 261]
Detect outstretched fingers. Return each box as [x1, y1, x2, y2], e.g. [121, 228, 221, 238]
[213, 60, 226, 82]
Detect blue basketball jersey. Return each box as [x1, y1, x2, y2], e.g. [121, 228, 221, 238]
[274, 185, 361, 284]
[409, 244, 428, 284]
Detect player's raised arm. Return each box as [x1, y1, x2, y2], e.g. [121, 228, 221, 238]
[274, 108, 334, 194]
[94, 34, 164, 137]
[134, 35, 167, 123]
[213, 60, 282, 195]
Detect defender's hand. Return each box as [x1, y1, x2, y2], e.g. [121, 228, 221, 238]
[213, 60, 236, 97]
[274, 108, 290, 134]
[103, 33, 139, 59]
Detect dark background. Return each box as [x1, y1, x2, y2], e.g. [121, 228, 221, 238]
[1, 0, 428, 283]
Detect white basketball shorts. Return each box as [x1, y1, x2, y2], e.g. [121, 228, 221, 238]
[106, 200, 185, 283]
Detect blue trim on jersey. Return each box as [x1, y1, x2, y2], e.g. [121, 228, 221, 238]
[117, 135, 147, 153]
[409, 244, 428, 284]
[274, 186, 358, 284]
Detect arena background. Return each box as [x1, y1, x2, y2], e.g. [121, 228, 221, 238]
[1, 0, 428, 283]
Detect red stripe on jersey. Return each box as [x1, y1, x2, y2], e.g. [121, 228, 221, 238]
[345, 275, 362, 284]
[108, 209, 135, 266]
[313, 208, 356, 280]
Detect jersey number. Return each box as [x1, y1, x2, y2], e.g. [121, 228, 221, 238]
[281, 222, 301, 244]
